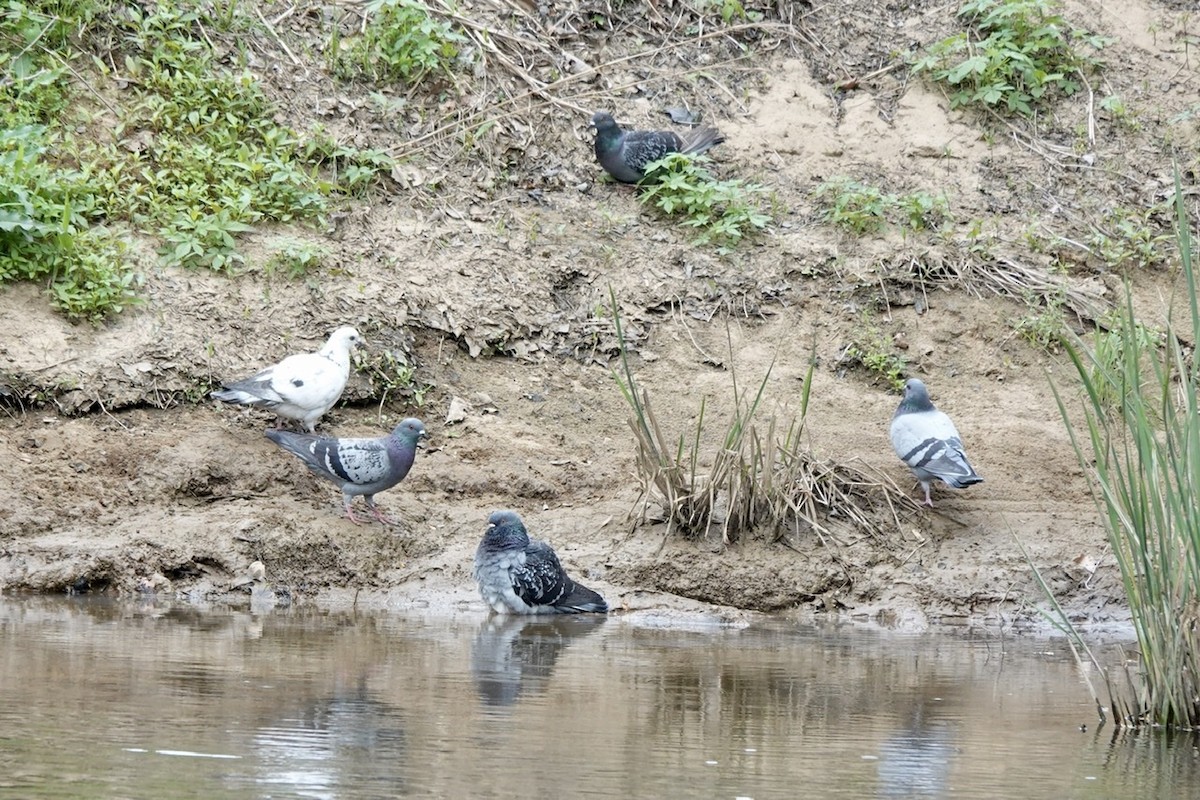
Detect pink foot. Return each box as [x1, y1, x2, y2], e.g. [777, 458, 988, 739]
[343, 507, 367, 525]
[368, 505, 398, 526]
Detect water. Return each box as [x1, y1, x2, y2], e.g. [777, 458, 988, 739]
[0, 598, 1196, 799]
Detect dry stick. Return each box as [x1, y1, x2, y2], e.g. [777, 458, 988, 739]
[835, 61, 904, 91]
[40, 47, 120, 118]
[256, 7, 301, 67]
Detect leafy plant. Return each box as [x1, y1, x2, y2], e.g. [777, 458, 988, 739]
[1013, 289, 1067, 352]
[354, 349, 431, 407]
[815, 178, 948, 235]
[331, 0, 464, 84]
[0, 0, 394, 320]
[638, 153, 771, 252]
[911, 0, 1110, 117]
[816, 178, 892, 234]
[1088, 205, 1172, 270]
[0, 125, 139, 322]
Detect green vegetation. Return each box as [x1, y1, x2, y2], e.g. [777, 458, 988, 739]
[911, 0, 1109, 117]
[1089, 205, 1173, 271]
[0, 0, 393, 322]
[1052, 178, 1200, 728]
[355, 349, 432, 408]
[815, 178, 948, 235]
[330, 0, 464, 84]
[1013, 290, 1067, 353]
[638, 153, 771, 253]
[265, 239, 330, 281]
[842, 319, 908, 391]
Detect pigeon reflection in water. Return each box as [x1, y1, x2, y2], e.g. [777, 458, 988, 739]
[251, 678, 408, 795]
[470, 614, 608, 707]
[875, 702, 957, 798]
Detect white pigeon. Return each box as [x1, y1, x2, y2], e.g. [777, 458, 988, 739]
[212, 326, 363, 432]
[890, 378, 983, 507]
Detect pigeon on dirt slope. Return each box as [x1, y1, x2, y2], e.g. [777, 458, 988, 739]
[266, 417, 427, 525]
[474, 510, 608, 615]
[890, 378, 983, 507]
[590, 110, 725, 184]
[212, 326, 363, 433]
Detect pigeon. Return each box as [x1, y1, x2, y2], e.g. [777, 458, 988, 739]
[212, 326, 363, 433]
[474, 510, 608, 615]
[890, 378, 983, 507]
[266, 417, 427, 525]
[589, 110, 725, 184]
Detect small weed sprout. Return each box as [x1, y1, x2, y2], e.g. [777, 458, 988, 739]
[843, 320, 908, 391]
[1088, 206, 1173, 270]
[910, 0, 1111, 117]
[354, 349, 431, 408]
[265, 240, 330, 280]
[1014, 290, 1068, 353]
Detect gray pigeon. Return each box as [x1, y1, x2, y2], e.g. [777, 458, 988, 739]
[474, 510, 608, 615]
[212, 326, 363, 432]
[590, 110, 725, 184]
[266, 417, 427, 524]
[890, 379, 983, 507]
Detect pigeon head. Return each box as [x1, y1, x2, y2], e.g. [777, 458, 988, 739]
[392, 417, 427, 446]
[589, 111, 617, 130]
[897, 378, 935, 413]
[483, 510, 530, 549]
[329, 326, 365, 351]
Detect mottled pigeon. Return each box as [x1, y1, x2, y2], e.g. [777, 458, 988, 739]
[212, 326, 363, 432]
[590, 110, 725, 184]
[474, 510, 608, 615]
[266, 417, 427, 524]
[890, 379, 983, 507]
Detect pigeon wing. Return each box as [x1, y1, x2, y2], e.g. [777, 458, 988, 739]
[309, 435, 392, 487]
[511, 541, 572, 608]
[891, 411, 981, 488]
[264, 352, 346, 410]
[621, 130, 685, 173]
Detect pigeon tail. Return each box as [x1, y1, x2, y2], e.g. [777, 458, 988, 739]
[679, 126, 725, 157]
[555, 583, 609, 614]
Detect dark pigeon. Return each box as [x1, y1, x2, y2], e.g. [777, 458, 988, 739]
[890, 379, 983, 507]
[474, 510, 608, 615]
[589, 110, 725, 183]
[212, 326, 363, 433]
[266, 417, 427, 524]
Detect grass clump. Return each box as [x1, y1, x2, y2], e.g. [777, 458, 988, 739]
[330, 0, 464, 84]
[1052, 176, 1200, 729]
[638, 153, 771, 253]
[911, 0, 1109, 117]
[609, 288, 903, 545]
[1013, 289, 1068, 353]
[815, 177, 948, 235]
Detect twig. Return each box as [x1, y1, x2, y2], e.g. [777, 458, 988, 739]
[256, 7, 301, 68]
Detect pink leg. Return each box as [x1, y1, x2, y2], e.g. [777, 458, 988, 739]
[922, 483, 934, 507]
[366, 501, 397, 526]
[342, 500, 367, 525]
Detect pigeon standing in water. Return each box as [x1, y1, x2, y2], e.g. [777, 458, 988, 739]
[212, 326, 363, 432]
[474, 510, 608, 615]
[589, 110, 725, 184]
[266, 418, 427, 524]
[890, 379, 983, 507]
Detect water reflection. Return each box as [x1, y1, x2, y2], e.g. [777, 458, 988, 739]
[471, 614, 608, 707]
[1, 597, 1199, 800]
[875, 700, 957, 797]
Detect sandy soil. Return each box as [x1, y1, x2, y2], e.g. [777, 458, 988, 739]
[2, 0, 1197, 629]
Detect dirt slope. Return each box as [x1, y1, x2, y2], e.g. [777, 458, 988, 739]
[2, 0, 1197, 629]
